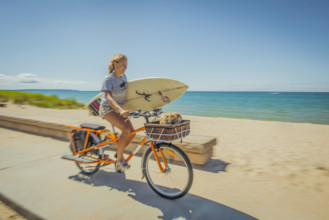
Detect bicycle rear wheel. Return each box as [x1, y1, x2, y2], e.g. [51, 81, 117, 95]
[70, 131, 100, 175]
[142, 143, 193, 199]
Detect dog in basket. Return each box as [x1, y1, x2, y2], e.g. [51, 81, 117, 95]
[160, 112, 183, 124]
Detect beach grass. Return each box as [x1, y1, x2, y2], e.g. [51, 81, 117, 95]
[0, 90, 84, 109]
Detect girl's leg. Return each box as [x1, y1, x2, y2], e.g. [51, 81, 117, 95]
[103, 111, 136, 165]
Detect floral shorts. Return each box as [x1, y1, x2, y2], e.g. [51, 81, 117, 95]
[99, 104, 115, 118]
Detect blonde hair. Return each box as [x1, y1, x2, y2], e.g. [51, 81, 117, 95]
[108, 54, 127, 74]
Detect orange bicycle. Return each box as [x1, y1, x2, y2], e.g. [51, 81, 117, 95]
[62, 109, 193, 199]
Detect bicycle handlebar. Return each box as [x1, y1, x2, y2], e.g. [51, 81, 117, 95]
[126, 108, 163, 122]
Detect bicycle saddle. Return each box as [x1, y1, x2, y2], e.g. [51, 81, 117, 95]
[80, 123, 105, 130]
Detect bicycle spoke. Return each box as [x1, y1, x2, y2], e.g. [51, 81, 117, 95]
[143, 143, 193, 199]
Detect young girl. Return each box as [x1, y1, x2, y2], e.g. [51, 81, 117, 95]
[99, 54, 136, 172]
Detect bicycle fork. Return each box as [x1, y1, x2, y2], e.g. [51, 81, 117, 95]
[141, 142, 170, 179]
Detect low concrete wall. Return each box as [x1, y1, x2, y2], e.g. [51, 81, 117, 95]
[0, 115, 217, 165]
[0, 115, 68, 139]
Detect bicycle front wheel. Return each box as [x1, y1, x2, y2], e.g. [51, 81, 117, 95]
[142, 143, 193, 199]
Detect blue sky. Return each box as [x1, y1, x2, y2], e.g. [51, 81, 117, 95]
[1, 0, 328, 91]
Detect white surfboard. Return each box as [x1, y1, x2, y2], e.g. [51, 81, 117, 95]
[86, 78, 188, 116]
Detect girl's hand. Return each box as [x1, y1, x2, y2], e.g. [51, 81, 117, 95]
[119, 109, 130, 119]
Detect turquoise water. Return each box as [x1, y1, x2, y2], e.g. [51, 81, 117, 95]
[163, 92, 329, 125]
[17, 90, 329, 125]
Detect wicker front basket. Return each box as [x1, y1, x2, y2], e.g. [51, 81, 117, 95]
[144, 120, 190, 141]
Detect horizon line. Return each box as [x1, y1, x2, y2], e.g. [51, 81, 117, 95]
[2, 89, 329, 93]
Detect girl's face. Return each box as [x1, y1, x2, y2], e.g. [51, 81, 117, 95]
[114, 59, 127, 76]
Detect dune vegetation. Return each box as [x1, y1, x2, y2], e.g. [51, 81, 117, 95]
[0, 91, 84, 109]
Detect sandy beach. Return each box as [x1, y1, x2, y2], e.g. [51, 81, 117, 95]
[1, 104, 329, 219]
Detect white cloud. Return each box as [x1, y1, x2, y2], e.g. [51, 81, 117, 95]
[0, 73, 89, 90]
[0, 73, 39, 83]
[17, 73, 40, 83]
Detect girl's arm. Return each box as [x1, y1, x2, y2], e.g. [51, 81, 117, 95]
[105, 91, 129, 118]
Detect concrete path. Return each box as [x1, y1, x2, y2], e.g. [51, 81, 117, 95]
[0, 127, 256, 220]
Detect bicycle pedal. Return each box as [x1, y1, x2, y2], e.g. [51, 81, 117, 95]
[115, 161, 130, 173]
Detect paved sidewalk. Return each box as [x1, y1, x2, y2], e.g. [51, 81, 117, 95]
[0, 128, 255, 220]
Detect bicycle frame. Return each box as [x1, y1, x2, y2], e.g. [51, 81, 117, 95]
[66, 125, 169, 172]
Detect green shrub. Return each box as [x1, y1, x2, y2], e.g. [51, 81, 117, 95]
[0, 91, 84, 109]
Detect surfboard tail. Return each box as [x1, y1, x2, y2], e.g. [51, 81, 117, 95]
[86, 98, 101, 116]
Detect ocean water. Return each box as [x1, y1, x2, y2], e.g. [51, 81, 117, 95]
[18, 90, 329, 125]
